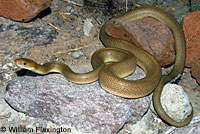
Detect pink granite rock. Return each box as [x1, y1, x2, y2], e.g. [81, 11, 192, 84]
[183, 11, 200, 83]
[5, 67, 150, 134]
[105, 17, 175, 66]
[0, 0, 51, 22]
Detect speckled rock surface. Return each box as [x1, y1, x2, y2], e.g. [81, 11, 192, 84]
[172, 117, 200, 134]
[105, 17, 175, 66]
[0, 0, 51, 22]
[161, 83, 192, 122]
[5, 67, 151, 134]
[83, 18, 94, 37]
[183, 10, 200, 84]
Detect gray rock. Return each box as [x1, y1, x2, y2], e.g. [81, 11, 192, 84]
[73, 50, 84, 58]
[83, 18, 94, 37]
[172, 121, 200, 134]
[5, 67, 151, 134]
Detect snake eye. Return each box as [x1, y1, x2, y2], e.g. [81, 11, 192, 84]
[23, 62, 27, 66]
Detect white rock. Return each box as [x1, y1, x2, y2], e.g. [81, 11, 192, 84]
[4, 74, 11, 80]
[125, 109, 162, 134]
[73, 50, 84, 58]
[83, 18, 94, 37]
[2, 63, 13, 70]
[161, 83, 192, 122]
[2, 64, 8, 70]
[131, 110, 155, 134]
[7, 62, 13, 67]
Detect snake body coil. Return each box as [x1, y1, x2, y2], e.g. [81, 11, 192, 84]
[15, 7, 193, 127]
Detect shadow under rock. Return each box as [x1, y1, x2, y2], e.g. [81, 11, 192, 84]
[25, 7, 52, 22]
[16, 69, 46, 77]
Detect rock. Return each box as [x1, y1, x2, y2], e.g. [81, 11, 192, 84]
[83, 18, 95, 37]
[105, 17, 175, 66]
[5, 67, 151, 134]
[161, 84, 192, 122]
[119, 83, 193, 134]
[0, 0, 51, 22]
[73, 50, 84, 58]
[183, 11, 200, 83]
[191, 62, 200, 84]
[172, 117, 200, 134]
[123, 110, 159, 134]
[119, 110, 200, 134]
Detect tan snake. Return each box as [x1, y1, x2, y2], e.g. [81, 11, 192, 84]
[15, 6, 193, 127]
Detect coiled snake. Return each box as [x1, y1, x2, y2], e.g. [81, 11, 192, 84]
[15, 6, 193, 127]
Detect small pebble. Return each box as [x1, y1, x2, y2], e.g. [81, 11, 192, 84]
[66, 6, 72, 12]
[75, 26, 82, 32]
[7, 62, 13, 67]
[2, 64, 8, 70]
[83, 18, 94, 37]
[4, 74, 12, 80]
[73, 50, 84, 58]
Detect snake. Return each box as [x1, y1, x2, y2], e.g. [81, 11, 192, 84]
[14, 6, 193, 127]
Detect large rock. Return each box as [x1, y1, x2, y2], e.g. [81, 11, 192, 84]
[105, 17, 175, 66]
[105, 13, 200, 84]
[183, 11, 200, 84]
[0, 0, 51, 22]
[5, 67, 151, 134]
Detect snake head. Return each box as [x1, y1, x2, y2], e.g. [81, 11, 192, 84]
[14, 58, 37, 71]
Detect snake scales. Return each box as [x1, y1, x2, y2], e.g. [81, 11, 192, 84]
[15, 6, 193, 127]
